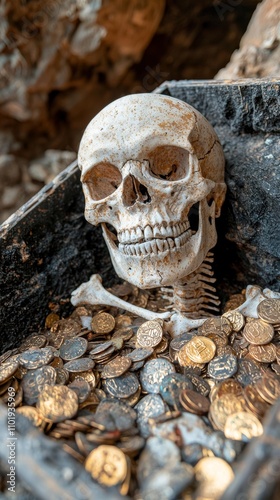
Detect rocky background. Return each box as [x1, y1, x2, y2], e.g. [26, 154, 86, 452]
[0, 0, 279, 222]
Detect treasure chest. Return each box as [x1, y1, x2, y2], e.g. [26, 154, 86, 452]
[0, 79, 279, 499]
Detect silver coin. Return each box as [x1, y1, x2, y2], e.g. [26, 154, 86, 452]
[94, 398, 137, 431]
[19, 347, 54, 369]
[207, 354, 238, 380]
[140, 358, 175, 394]
[127, 347, 154, 362]
[135, 394, 166, 438]
[103, 372, 140, 399]
[60, 337, 88, 361]
[22, 365, 56, 405]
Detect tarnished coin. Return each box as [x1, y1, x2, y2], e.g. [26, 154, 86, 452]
[248, 343, 276, 363]
[91, 312, 115, 334]
[169, 333, 194, 361]
[19, 347, 54, 369]
[137, 320, 163, 348]
[154, 336, 169, 354]
[101, 356, 132, 379]
[243, 319, 274, 345]
[179, 389, 210, 415]
[94, 398, 137, 431]
[236, 359, 263, 386]
[210, 395, 245, 431]
[206, 332, 228, 348]
[70, 371, 97, 390]
[85, 445, 127, 487]
[135, 394, 166, 438]
[36, 384, 78, 422]
[195, 457, 234, 499]
[103, 372, 140, 399]
[159, 373, 193, 407]
[48, 331, 65, 349]
[255, 373, 280, 404]
[200, 316, 232, 336]
[185, 336, 216, 364]
[22, 365, 57, 405]
[89, 341, 114, 357]
[243, 385, 269, 417]
[224, 293, 245, 311]
[257, 298, 280, 324]
[112, 328, 134, 341]
[0, 359, 19, 384]
[20, 335, 47, 350]
[140, 358, 175, 394]
[224, 411, 263, 442]
[63, 357, 94, 373]
[222, 310, 245, 332]
[127, 347, 154, 363]
[68, 379, 91, 403]
[51, 318, 81, 337]
[60, 337, 88, 361]
[184, 373, 210, 397]
[55, 367, 69, 385]
[207, 354, 237, 380]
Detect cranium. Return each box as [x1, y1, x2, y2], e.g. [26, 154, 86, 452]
[78, 94, 226, 289]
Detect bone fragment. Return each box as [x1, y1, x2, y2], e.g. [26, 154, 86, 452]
[71, 274, 171, 321]
[236, 285, 280, 318]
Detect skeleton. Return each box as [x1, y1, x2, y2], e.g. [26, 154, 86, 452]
[71, 94, 280, 335]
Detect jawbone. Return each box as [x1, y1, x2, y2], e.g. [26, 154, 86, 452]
[101, 198, 217, 288]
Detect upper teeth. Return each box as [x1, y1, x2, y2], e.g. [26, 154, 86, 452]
[118, 221, 190, 245]
[118, 221, 193, 256]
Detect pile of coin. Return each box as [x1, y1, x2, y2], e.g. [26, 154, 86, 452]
[1, 283, 280, 499]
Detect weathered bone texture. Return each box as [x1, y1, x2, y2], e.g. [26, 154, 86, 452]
[72, 93, 279, 335]
[78, 94, 226, 291]
[71, 94, 228, 333]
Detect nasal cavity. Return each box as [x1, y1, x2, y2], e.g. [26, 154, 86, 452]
[122, 175, 151, 206]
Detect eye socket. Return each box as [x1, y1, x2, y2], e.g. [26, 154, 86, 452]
[148, 146, 189, 181]
[84, 163, 122, 200]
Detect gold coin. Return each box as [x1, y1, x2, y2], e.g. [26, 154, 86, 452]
[222, 310, 245, 332]
[257, 298, 280, 324]
[209, 394, 244, 431]
[85, 445, 127, 486]
[224, 411, 263, 441]
[36, 384, 78, 423]
[185, 336, 216, 364]
[137, 320, 163, 348]
[91, 312, 115, 334]
[195, 457, 234, 498]
[45, 313, 60, 329]
[200, 317, 232, 336]
[177, 344, 205, 368]
[243, 319, 274, 345]
[224, 293, 245, 312]
[248, 343, 276, 363]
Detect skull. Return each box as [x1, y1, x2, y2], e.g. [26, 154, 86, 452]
[78, 94, 226, 289]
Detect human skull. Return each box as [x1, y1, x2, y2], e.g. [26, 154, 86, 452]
[78, 94, 226, 289]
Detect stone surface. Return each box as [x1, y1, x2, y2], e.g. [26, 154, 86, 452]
[216, 0, 280, 79]
[157, 80, 280, 293]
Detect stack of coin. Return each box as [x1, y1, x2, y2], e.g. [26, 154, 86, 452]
[0, 288, 279, 499]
